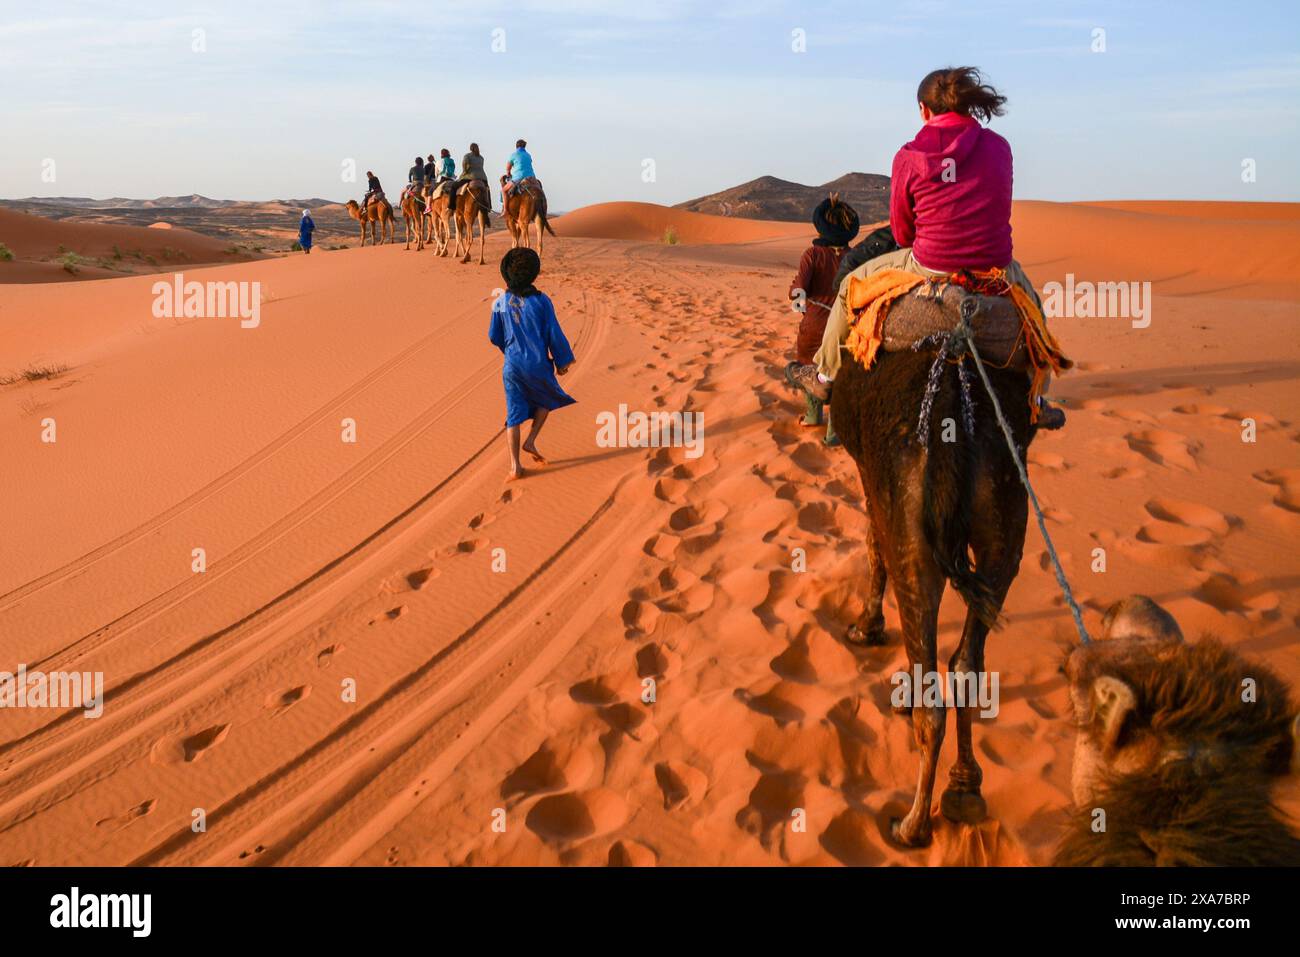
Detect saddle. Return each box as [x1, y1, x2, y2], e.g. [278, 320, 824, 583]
[880, 279, 1028, 369]
[845, 268, 1072, 419]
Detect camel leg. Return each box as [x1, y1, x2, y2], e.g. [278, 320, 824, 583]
[536, 213, 544, 255]
[941, 465, 1028, 825]
[847, 491, 888, 646]
[478, 212, 486, 265]
[887, 539, 947, 848]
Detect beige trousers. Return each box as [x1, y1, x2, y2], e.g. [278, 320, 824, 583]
[812, 249, 1041, 380]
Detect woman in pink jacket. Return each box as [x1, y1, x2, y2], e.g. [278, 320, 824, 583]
[789, 66, 1063, 429]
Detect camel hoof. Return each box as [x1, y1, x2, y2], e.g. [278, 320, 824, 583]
[889, 816, 932, 848]
[845, 622, 887, 646]
[940, 789, 987, 825]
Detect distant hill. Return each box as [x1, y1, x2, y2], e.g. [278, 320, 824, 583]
[674, 173, 890, 223]
[0, 196, 355, 248]
[6, 194, 342, 210]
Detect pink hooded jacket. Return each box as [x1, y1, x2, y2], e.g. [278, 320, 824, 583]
[889, 112, 1013, 272]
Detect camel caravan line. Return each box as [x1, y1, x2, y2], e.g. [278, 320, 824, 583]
[352, 172, 554, 265]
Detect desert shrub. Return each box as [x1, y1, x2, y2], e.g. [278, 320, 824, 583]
[0, 243, 13, 262]
[60, 251, 82, 274]
[663, 225, 679, 245]
[290, 241, 303, 252]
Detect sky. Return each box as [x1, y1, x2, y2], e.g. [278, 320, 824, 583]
[1, 0, 1297, 210]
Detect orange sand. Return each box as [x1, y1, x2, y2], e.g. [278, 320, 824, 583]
[1, 200, 1297, 866]
[0, 207, 249, 284]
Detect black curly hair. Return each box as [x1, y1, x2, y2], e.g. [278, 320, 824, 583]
[500, 247, 541, 294]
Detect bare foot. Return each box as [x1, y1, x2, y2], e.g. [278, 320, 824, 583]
[522, 443, 548, 466]
[506, 465, 526, 482]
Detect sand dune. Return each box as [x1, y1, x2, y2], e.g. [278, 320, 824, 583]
[553, 201, 810, 244]
[1, 199, 1297, 866]
[0, 207, 255, 284]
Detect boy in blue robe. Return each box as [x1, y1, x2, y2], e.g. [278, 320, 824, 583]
[489, 248, 576, 481]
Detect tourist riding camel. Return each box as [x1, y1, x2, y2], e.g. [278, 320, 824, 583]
[459, 143, 489, 186]
[453, 179, 492, 265]
[785, 67, 1066, 430]
[502, 138, 535, 203]
[360, 170, 384, 211]
[437, 148, 455, 181]
[405, 156, 426, 198]
[788, 194, 859, 445]
[345, 194, 394, 245]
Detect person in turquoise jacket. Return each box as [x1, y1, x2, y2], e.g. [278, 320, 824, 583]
[502, 139, 536, 202]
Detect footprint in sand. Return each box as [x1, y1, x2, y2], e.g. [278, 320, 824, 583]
[182, 724, 230, 762]
[406, 566, 439, 590]
[635, 642, 673, 678]
[654, 760, 709, 810]
[736, 680, 836, 727]
[501, 741, 595, 799]
[467, 511, 496, 530]
[1144, 498, 1231, 536]
[642, 533, 680, 561]
[1196, 572, 1281, 617]
[1173, 403, 1231, 417]
[1027, 449, 1068, 472]
[1124, 429, 1200, 471]
[152, 724, 230, 765]
[1105, 409, 1161, 426]
[525, 789, 627, 846]
[96, 798, 157, 831]
[569, 676, 619, 706]
[621, 599, 660, 637]
[820, 809, 886, 866]
[1253, 468, 1300, 513]
[315, 643, 343, 667]
[736, 767, 805, 852]
[654, 477, 687, 503]
[1042, 505, 1073, 524]
[608, 840, 657, 867]
[1101, 465, 1145, 480]
[432, 537, 487, 559]
[265, 684, 310, 716]
[368, 605, 407, 624]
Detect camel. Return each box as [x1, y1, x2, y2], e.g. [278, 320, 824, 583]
[344, 197, 394, 246]
[421, 182, 455, 256]
[831, 327, 1034, 847]
[502, 179, 556, 254]
[453, 179, 491, 265]
[399, 187, 426, 251]
[1056, 595, 1300, 866]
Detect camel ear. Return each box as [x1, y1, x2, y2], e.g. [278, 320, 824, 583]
[1092, 675, 1137, 752]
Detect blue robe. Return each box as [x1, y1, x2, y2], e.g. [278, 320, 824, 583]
[489, 291, 576, 427]
[298, 215, 315, 250]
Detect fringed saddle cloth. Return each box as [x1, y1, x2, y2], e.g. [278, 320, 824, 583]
[843, 267, 1072, 422]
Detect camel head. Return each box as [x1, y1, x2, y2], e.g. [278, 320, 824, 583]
[1064, 595, 1298, 807]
